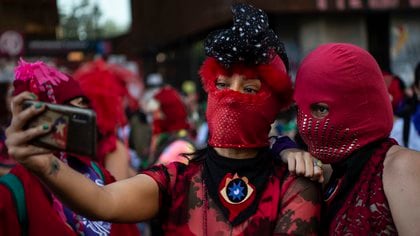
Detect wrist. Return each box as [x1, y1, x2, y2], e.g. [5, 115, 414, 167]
[21, 154, 57, 176]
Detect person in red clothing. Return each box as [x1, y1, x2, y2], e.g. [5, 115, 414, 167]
[73, 59, 139, 180]
[292, 43, 420, 235]
[146, 85, 194, 166]
[5, 4, 320, 235]
[0, 81, 16, 176]
[0, 59, 140, 236]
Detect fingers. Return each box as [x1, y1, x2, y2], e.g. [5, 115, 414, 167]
[303, 152, 314, 178]
[311, 159, 324, 183]
[7, 100, 46, 134]
[6, 124, 50, 147]
[294, 153, 306, 176]
[286, 154, 296, 173]
[8, 144, 52, 161]
[9, 104, 46, 132]
[282, 149, 325, 183]
[6, 92, 52, 162]
[10, 92, 38, 116]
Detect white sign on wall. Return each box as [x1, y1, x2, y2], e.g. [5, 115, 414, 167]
[0, 31, 24, 56]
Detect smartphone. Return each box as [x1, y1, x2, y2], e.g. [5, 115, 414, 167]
[23, 100, 97, 157]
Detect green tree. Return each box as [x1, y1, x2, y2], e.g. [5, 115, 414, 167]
[58, 0, 126, 40]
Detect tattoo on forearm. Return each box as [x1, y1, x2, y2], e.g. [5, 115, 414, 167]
[48, 159, 60, 176]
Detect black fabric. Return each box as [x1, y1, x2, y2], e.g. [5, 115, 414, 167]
[403, 114, 411, 147]
[397, 93, 418, 147]
[204, 3, 288, 70]
[203, 147, 271, 226]
[321, 139, 387, 230]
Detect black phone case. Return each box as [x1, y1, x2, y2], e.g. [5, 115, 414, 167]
[23, 100, 97, 157]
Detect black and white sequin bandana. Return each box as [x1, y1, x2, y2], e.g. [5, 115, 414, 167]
[204, 3, 288, 69]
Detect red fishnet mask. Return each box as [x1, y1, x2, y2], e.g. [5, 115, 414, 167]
[294, 43, 393, 163]
[200, 56, 292, 148]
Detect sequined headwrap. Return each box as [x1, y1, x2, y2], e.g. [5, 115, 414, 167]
[200, 3, 292, 148]
[294, 43, 393, 163]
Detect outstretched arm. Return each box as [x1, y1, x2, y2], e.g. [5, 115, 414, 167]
[5, 92, 160, 222]
[383, 145, 420, 235]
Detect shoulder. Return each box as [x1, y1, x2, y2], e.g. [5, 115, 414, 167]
[383, 145, 420, 186]
[279, 174, 322, 213]
[384, 145, 420, 174]
[142, 161, 201, 191]
[271, 158, 321, 200]
[285, 175, 321, 196]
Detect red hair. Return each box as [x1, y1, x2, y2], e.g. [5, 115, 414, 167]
[199, 55, 293, 110]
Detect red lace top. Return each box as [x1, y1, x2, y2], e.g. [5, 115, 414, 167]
[327, 139, 398, 235]
[142, 155, 321, 235]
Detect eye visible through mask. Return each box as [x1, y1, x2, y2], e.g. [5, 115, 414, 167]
[310, 103, 329, 119]
[215, 75, 261, 95]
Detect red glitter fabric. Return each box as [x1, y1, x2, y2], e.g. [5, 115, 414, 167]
[294, 43, 393, 163]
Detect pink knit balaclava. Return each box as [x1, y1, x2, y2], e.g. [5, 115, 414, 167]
[294, 43, 393, 163]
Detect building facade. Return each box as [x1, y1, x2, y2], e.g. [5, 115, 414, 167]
[117, 0, 420, 91]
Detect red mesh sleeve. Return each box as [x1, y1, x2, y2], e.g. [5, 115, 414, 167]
[274, 176, 321, 235]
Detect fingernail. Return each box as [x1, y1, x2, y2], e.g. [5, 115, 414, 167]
[42, 124, 49, 130]
[30, 93, 37, 99]
[35, 102, 43, 109]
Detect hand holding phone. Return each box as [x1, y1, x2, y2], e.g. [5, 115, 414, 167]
[23, 100, 97, 157]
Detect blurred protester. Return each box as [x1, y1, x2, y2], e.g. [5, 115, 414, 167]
[127, 108, 152, 169]
[291, 43, 420, 235]
[181, 80, 200, 136]
[0, 80, 15, 176]
[73, 59, 138, 180]
[146, 85, 194, 166]
[269, 106, 298, 139]
[389, 64, 420, 150]
[0, 59, 140, 236]
[141, 72, 164, 124]
[383, 71, 406, 113]
[194, 101, 210, 149]
[140, 72, 195, 166]
[5, 4, 321, 235]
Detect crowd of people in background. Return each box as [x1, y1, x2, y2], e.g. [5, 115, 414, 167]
[0, 3, 420, 236]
